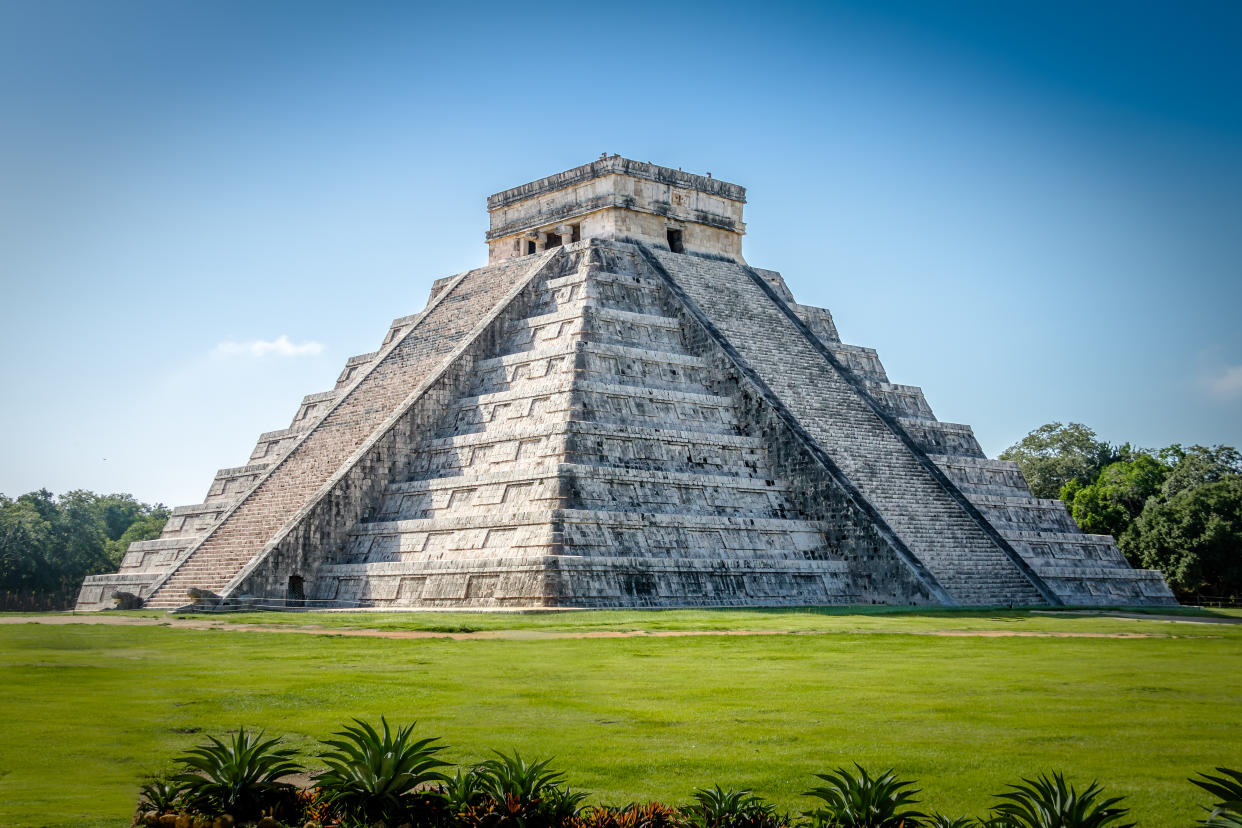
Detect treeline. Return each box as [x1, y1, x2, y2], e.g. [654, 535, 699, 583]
[1000, 423, 1242, 601]
[0, 489, 169, 598]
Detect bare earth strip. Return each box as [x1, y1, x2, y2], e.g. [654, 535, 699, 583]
[2, 613, 1228, 639]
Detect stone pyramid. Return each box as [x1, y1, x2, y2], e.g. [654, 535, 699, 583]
[76, 157, 1176, 611]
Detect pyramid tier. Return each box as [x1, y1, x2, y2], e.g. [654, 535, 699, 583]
[408, 421, 772, 481]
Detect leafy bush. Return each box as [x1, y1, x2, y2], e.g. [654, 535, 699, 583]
[685, 786, 783, 828]
[803, 764, 923, 828]
[315, 717, 448, 823]
[989, 772, 1133, 828]
[172, 727, 301, 818]
[1190, 767, 1242, 827]
[136, 778, 183, 813]
[441, 752, 585, 828]
[537, 785, 590, 825]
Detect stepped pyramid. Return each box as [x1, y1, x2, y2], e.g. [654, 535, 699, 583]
[76, 157, 1176, 611]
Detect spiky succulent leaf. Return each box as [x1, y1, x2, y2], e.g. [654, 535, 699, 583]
[315, 717, 448, 822]
[172, 728, 301, 817]
[803, 764, 923, 828]
[440, 767, 489, 812]
[1192, 768, 1242, 827]
[925, 816, 982, 828]
[989, 772, 1134, 828]
[477, 750, 566, 803]
[687, 785, 779, 828]
[137, 778, 184, 812]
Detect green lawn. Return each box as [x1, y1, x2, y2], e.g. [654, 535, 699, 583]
[1, 609, 1240, 827]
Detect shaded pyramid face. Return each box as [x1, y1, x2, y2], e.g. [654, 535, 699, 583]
[80, 235, 1176, 611]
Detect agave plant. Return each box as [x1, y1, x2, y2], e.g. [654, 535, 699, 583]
[137, 778, 184, 813]
[477, 750, 568, 803]
[803, 764, 924, 828]
[441, 766, 490, 812]
[688, 785, 784, 828]
[1191, 767, 1242, 828]
[924, 816, 979, 828]
[315, 717, 449, 823]
[541, 785, 591, 823]
[989, 772, 1134, 828]
[172, 727, 302, 817]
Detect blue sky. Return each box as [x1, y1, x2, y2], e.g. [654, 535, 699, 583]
[1, 0, 1239, 507]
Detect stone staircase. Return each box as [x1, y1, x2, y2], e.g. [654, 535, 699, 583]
[308, 244, 861, 608]
[649, 247, 1050, 606]
[141, 255, 547, 608]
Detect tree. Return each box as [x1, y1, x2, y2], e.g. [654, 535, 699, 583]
[1121, 477, 1242, 599]
[1158, 444, 1242, 498]
[0, 495, 56, 592]
[1061, 452, 1168, 538]
[999, 422, 1115, 499]
[0, 489, 169, 595]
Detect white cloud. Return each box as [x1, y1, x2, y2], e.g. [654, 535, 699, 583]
[212, 335, 325, 358]
[1210, 364, 1242, 398]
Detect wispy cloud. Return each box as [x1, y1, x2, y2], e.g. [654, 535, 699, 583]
[1209, 364, 1242, 398]
[212, 335, 325, 358]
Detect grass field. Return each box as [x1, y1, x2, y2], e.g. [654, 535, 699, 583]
[1, 607, 1240, 827]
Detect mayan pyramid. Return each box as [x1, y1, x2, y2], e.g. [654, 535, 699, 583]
[76, 157, 1176, 611]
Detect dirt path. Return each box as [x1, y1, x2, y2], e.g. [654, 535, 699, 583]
[0, 613, 1205, 640]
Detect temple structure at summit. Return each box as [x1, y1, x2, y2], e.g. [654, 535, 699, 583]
[76, 157, 1177, 610]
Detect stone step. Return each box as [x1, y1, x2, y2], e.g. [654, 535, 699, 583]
[927, 454, 1033, 498]
[308, 554, 857, 609]
[339, 507, 837, 567]
[439, 378, 741, 439]
[498, 301, 689, 357]
[863, 380, 936, 421]
[372, 463, 793, 522]
[407, 419, 772, 480]
[471, 341, 714, 396]
[146, 252, 553, 607]
[528, 269, 668, 316]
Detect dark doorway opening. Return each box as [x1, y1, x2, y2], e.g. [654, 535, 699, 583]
[571, 224, 581, 243]
[526, 240, 537, 255]
[667, 228, 684, 253]
[287, 575, 305, 608]
[545, 232, 562, 249]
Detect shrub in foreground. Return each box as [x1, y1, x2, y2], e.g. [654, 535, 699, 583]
[570, 802, 684, 828]
[134, 725, 1239, 828]
[685, 786, 785, 828]
[172, 728, 301, 821]
[803, 764, 923, 828]
[989, 772, 1133, 828]
[315, 717, 448, 824]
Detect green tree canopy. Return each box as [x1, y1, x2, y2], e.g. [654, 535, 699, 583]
[1061, 452, 1168, 538]
[1157, 444, 1242, 498]
[999, 422, 1115, 499]
[0, 489, 168, 595]
[1121, 477, 1242, 598]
